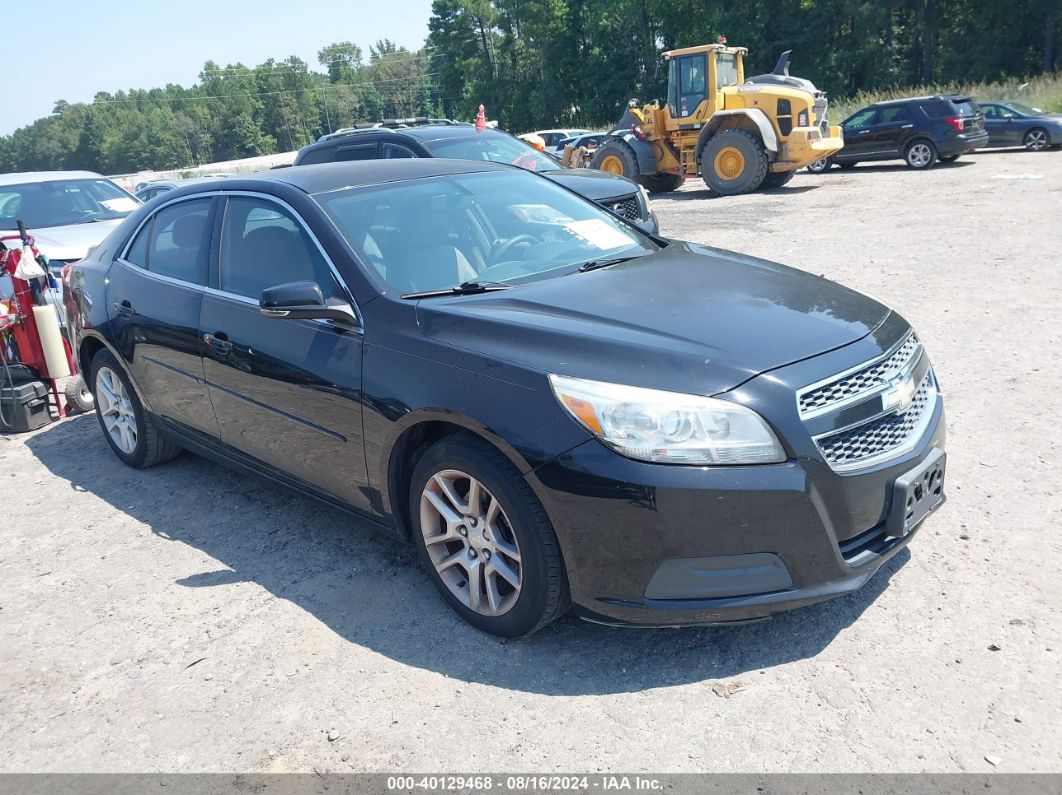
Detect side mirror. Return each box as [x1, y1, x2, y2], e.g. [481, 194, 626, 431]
[259, 281, 358, 328]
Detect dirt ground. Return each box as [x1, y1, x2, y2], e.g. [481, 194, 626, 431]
[1, 149, 1060, 775]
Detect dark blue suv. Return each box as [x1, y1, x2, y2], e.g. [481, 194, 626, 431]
[808, 94, 988, 172]
[293, 120, 659, 235]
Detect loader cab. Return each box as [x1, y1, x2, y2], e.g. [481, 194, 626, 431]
[665, 44, 746, 122]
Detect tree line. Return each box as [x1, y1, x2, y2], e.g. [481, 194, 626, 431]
[2, 1, 1059, 174]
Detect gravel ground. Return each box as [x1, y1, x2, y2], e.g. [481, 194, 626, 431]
[1, 149, 1060, 774]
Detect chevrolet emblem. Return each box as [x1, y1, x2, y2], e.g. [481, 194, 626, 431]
[883, 374, 917, 413]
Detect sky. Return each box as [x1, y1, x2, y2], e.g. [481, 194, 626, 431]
[2, 0, 435, 135]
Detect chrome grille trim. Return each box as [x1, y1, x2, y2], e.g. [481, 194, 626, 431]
[814, 370, 938, 472]
[604, 195, 641, 222]
[797, 332, 921, 418]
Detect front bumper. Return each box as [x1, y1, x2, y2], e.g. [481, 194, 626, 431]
[774, 124, 845, 172]
[527, 323, 946, 627]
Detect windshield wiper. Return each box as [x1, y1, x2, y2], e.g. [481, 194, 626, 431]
[401, 280, 513, 299]
[574, 254, 645, 273]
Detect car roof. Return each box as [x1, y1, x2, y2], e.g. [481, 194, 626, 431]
[0, 170, 106, 187]
[179, 159, 514, 196]
[872, 94, 972, 107]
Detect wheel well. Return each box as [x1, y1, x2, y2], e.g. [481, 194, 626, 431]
[78, 337, 106, 380]
[697, 114, 772, 162]
[387, 421, 475, 539]
[905, 136, 934, 152]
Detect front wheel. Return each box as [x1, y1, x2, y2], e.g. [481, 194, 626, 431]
[591, 139, 639, 179]
[410, 433, 570, 637]
[905, 140, 937, 169]
[639, 172, 684, 193]
[700, 129, 769, 195]
[1024, 128, 1049, 152]
[806, 157, 831, 173]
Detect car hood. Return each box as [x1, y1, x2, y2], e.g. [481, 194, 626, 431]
[14, 219, 124, 262]
[415, 242, 892, 395]
[542, 168, 639, 201]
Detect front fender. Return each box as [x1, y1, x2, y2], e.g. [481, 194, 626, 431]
[612, 132, 659, 174]
[698, 109, 780, 154]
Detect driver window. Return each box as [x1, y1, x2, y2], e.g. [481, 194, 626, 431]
[981, 105, 997, 119]
[219, 197, 338, 301]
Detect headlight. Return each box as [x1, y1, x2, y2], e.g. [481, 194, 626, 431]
[549, 375, 785, 465]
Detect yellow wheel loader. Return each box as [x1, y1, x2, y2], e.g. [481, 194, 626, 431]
[592, 45, 845, 195]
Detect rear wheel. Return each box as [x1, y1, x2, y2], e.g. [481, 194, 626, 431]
[90, 350, 182, 468]
[591, 139, 639, 179]
[700, 130, 769, 195]
[410, 433, 569, 637]
[1023, 128, 1049, 152]
[761, 171, 796, 189]
[639, 172, 684, 193]
[905, 140, 937, 169]
[806, 157, 831, 173]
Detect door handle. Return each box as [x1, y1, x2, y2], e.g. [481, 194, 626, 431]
[858, 129, 870, 134]
[113, 299, 134, 318]
[203, 331, 233, 354]
[901, 124, 914, 128]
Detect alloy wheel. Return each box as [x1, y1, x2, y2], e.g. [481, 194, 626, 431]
[95, 366, 138, 455]
[807, 158, 829, 173]
[419, 469, 523, 616]
[907, 143, 932, 168]
[1025, 129, 1048, 151]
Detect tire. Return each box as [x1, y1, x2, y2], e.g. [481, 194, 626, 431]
[591, 139, 639, 180]
[63, 375, 95, 414]
[639, 172, 684, 193]
[700, 129, 769, 194]
[761, 171, 795, 189]
[1023, 127, 1049, 152]
[409, 433, 570, 637]
[939, 154, 960, 163]
[90, 349, 182, 468]
[905, 139, 937, 169]
[806, 157, 831, 173]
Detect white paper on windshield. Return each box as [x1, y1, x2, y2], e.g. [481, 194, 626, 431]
[100, 197, 139, 212]
[507, 203, 573, 224]
[563, 218, 634, 250]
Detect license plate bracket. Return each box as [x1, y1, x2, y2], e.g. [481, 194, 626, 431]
[886, 448, 946, 538]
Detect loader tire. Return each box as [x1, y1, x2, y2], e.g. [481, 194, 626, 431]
[761, 171, 796, 189]
[592, 140, 639, 180]
[700, 130, 769, 195]
[639, 173, 685, 193]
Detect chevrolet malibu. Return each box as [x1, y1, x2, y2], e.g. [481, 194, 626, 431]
[68, 160, 946, 637]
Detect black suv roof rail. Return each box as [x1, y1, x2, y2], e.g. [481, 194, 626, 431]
[317, 118, 470, 142]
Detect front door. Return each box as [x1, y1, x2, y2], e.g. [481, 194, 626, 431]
[838, 108, 879, 160]
[106, 196, 219, 438]
[983, 104, 1020, 146]
[198, 193, 371, 512]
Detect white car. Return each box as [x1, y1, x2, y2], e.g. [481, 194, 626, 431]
[0, 171, 140, 265]
[523, 128, 596, 154]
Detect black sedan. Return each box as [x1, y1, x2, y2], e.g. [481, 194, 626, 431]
[68, 160, 946, 637]
[979, 101, 1062, 151]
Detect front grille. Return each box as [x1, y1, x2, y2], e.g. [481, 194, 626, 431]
[603, 195, 641, 222]
[799, 333, 920, 416]
[816, 371, 935, 469]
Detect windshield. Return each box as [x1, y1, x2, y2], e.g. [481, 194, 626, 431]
[0, 178, 139, 230]
[420, 130, 561, 173]
[1008, 101, 1045, 116]
[315, 170, 656, 294]
[716, 53, 739, 89]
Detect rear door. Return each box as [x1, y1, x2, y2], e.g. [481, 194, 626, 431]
[872, 104, 916, 156]
[107, 196, 220, 438]
[198, 192, 371, 512]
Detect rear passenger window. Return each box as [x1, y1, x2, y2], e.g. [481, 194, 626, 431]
[878, 106, 912, 124]
[383, 144, 417, 159]
[336, 144, 378, 162]
[124, 198, 212, 284]
[219, 197, 339, 301]
[918, 100, 950, 117]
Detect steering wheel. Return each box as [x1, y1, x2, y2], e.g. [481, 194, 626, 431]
[489, 234, 538, 265]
